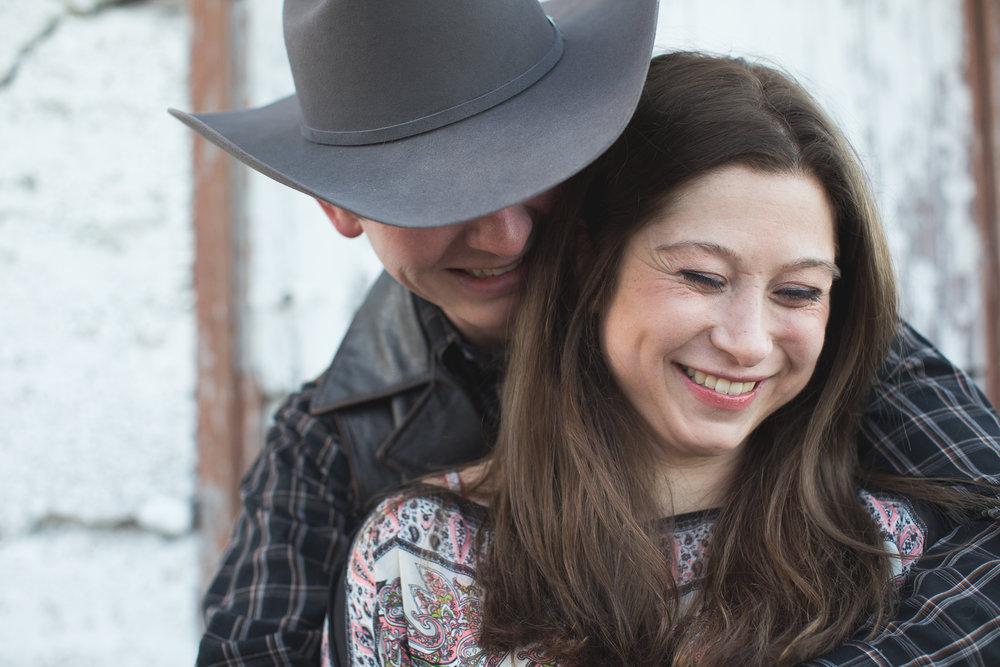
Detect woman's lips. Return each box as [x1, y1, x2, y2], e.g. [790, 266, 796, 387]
[681, 365, 758, 396]
[678, 364, 766, 410]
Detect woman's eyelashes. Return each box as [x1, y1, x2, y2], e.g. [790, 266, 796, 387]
[679, 270, 725, 291]
[678, 270, 827, 305]
[774, 285, 824, 304]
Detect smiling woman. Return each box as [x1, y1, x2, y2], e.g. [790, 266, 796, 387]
[335, 52, 993, 667]
[601, 166, 836, 495]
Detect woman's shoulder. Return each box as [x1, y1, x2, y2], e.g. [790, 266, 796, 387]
[354, 483, 488, 567]
[344, 484, 491, 666]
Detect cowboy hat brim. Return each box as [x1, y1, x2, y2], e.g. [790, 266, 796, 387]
[170, 0, 659, 228]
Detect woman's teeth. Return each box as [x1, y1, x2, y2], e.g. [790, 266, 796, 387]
[683, 366, 757, 396]
[464, 258, 522, 278]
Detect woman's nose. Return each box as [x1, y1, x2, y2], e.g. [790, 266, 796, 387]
[709, 295, 774, 368]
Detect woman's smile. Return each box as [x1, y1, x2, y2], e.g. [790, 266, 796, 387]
[600, 165, 838, 465]
[677, 364, 765, 411]
[679, 364, 761, 396]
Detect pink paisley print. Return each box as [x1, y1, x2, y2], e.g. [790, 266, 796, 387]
[337, 490, 925, 666]
[863, 493, 925, 575]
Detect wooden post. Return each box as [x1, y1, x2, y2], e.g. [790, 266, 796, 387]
[966, 0, 1000, 406]
[187, 0, 260, 588]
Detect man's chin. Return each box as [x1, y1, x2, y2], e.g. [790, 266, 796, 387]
[446, 310, 515, 351]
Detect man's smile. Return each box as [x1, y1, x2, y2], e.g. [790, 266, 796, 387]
[460, 257, 524, 279]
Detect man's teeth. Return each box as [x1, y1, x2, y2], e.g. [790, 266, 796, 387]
[684, 366, 757, 396]
[464, 259, 521, 278]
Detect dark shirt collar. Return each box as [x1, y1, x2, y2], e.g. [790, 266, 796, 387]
[414, 296, 504, 441]
[414, 295, 505, 375]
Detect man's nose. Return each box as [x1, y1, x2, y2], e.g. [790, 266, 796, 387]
[709, 294, 774, 368]
[462, 204, 534, 257]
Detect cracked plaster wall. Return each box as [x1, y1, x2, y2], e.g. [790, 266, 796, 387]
[0, 0, 197, 664]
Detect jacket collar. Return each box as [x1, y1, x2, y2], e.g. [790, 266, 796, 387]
[310, 272, 434, 414]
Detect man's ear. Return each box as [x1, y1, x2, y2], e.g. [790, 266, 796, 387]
[317, 199, 364, 238]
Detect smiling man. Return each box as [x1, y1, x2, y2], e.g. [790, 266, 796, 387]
[172, 0, 661, 663]
[171, 2, 1000, 665]
[316, 193, 554, 351]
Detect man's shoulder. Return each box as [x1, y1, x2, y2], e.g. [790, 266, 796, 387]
[257, 273, 428, 472]
[284, 273, 488, 505]
[311, 272, 435, 415]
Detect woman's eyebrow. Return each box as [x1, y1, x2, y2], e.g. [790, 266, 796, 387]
[655, 240, 736, 259]
[784, 258, 842, 279]
[656, 241, 841, 279]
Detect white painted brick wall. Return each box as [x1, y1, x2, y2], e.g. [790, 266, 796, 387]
[0, 0, 197, 663]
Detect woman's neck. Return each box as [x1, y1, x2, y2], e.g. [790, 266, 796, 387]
[652, 450, 741, 517]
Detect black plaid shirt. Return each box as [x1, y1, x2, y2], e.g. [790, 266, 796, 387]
[195, 313, 1000, 666]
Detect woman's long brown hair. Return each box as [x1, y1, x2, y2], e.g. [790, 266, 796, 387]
[472, 52, 988, 665]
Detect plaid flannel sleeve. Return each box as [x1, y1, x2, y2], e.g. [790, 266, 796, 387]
[857, 322, 1000, 486]
[804, 322, 1000, 665]
[196, 381, 356, 667]
[803, 520, 1000, 666]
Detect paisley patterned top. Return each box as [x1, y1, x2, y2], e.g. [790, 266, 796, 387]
[329, 477, 925, 667]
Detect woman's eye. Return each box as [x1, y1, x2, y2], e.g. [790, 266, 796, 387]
[775, 286, 823, 304]
[680, 271, 724, 290]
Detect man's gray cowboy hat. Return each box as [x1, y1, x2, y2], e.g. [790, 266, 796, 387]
[170, 0, 659, 228]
